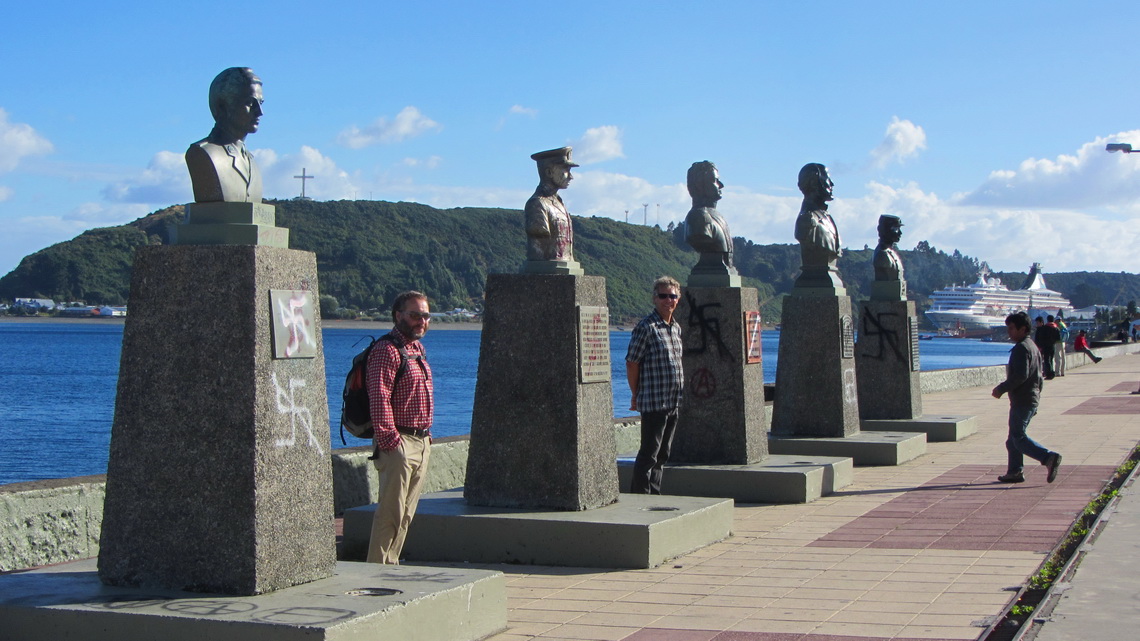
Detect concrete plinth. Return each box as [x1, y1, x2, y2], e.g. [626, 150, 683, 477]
[617, 455, 853, 504]
[771, 293, 861, 437]
[0, 559, 506, 641]
[861, 415, 978, 442]
[672, 286, 768, 464]
[768, 431, 927, 466]
[177, 202, 289, 248]
[98, 245, 335, 595]
[465, 274, 619, 511]
[343, 490, 734, 569]
[855, 299, 922, 420]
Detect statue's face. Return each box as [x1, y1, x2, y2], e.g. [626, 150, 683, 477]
[819, 168, 834, 201]
[543, 163, 573, 190]
[225, 82, 264, 137]
[709, 168, 724, 201]
[882, 221, 902, 244]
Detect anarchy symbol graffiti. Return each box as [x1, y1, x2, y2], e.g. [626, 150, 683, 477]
[691, 367, 717, 399]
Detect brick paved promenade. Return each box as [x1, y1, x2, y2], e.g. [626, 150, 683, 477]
[466, 351, 1140, 641]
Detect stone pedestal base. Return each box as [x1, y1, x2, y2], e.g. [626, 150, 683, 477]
[855, 299, 922, 420]
[98, 245, 334, 595]
[0, 559, 506, 641]
[862, 415, 978, 442]
[343, 490, 733, 568]
[520, 259, 584, 276]
[768, 432, 927, 466]
[177, 202, 289, 248]
[617, 455, 852, 503]
[771, 294, 861, 437]
[672, 286, 768, 464]
[464, 274, 618, 510]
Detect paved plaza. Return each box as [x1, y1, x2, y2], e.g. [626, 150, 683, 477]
[460, 351, 1140, 641]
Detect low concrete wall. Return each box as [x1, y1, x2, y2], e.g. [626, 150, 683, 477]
[5, 346, 1136, 574]
[1, 420, 645, 573]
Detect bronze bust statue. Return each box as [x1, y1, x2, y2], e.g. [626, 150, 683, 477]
[684, 161, 740, 287]
[522, 147, 582, 274]
[185, 68, 265, 203]
[794, 163, 844, 291]
[873, 215, 904, 282]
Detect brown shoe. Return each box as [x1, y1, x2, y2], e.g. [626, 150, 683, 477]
[1045, 453, 1062, 483]
[998, 472, 1025, 483]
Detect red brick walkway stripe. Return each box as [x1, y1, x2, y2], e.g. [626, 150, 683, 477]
[1063, 396, 1140, 414]
[808, 465, 1113, 553]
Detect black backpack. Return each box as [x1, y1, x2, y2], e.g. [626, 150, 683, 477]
[339, 335, 417, 445]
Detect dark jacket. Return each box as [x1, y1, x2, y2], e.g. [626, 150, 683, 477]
[1034, 324, 1060, 354]
[996, 337, 1043, 406]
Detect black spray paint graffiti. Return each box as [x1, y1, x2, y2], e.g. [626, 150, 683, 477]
[684, 292, 732, 359]
[861, 306, 906, 363]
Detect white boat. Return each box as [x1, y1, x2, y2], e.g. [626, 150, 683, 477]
[924, 263, 1072, 335]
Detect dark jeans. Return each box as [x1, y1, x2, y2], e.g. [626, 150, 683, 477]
[1039, 346, 1055, 378]
[630, 408, 679, 494]
[1006, 403, 1051, 475]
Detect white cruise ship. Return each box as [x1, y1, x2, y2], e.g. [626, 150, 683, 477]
[924, 263, 1072, 335]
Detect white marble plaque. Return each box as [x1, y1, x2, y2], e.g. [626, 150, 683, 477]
[269, 289, 318, 359]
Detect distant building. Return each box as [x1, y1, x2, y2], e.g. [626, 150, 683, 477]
[13, 298, 57, 311]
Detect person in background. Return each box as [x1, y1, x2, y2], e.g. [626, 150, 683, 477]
[1033, 316, 1059, 380]
[1049, 315, 1066, 377]
[993, 312, 1062, 484]
[1072, 329, 1101, 364]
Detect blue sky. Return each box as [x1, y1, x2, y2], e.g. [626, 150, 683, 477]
[3, 1, 1140, 279]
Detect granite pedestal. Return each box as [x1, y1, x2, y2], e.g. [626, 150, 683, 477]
[464, 273, 618, 511]
[672, 286, 768, 464]
[343, 490, 734, 568]
[771, 292, 861, 438]
[617, 455, 853, 504]
[98, 245, 335, 595]
[0, 559, 505, 641]
[768, 431, 927, 466]
[855, 299, 922, 420]
[862, 415, 978, 442]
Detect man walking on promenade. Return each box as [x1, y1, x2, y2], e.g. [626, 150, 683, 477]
[367, 291, 434, 564]
[626, 276, 684, 494]
[993, 312, 1062, 484]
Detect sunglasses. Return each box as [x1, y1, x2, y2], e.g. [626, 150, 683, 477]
[401, 311, 432, 321]
[656, 293, 680, 300]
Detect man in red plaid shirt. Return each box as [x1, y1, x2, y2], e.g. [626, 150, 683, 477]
[366, 290, 434, 564]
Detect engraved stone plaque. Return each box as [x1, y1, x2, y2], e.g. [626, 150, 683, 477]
[840, 315, 855, 359]
[270, 289, 318, 359]
[577, 305, 611, 383]
[745, 311, 763, 364]
[909, 316, 920, 372]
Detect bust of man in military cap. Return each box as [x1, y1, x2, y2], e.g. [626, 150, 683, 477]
[185, 67, 265, 203]
[873, 215, 905, 282]
[523, 147, 582, 273]
[684, 161, 740, 286]
[793, 163, 844, 290]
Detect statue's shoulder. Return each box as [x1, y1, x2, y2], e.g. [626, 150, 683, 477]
[186, 138, 227, 165]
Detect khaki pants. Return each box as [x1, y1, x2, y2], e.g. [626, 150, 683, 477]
[366, 433, 431, 564]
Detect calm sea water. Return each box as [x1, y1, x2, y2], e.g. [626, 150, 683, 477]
[0, 322, 1013, 485]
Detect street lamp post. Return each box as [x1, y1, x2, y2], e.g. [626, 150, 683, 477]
[1106, 143, 1136, 153]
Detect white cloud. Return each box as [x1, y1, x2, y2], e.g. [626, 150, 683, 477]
[256, 145, 360, 200]
[869, 116, 927, 169]
[336, 106, 442, 149]
[401, 155, 443, 169]
[509, 105, 538, 117]
[957, 130, 1140, 209]
[0, 108, 53, 173]
[0, 186, 12, 202]
[571, 126, 625, 165]
[102, 151, 190, 204]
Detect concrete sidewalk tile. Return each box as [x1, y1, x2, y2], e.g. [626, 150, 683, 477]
[826, 608, 917, 624]
[511, 609, 586, 624]
[617, 591, 704, 605]
[623, 629, 719, 641]
[652, 613, 748, 630]
[810, 621, 907, 637]
[518, 598, 603, 612]
[541, 623, 641, 640]
[894, 624, 983, 639]
[596, 601, 680, 616]
[570, 611, 661, 627]
[726, 618, 816, 633]
[692, 594, 778, 610]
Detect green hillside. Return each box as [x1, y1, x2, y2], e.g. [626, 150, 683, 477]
[2, 199, 1137, 324]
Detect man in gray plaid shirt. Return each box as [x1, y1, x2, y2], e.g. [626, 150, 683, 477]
[626, 276, 685, 494]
